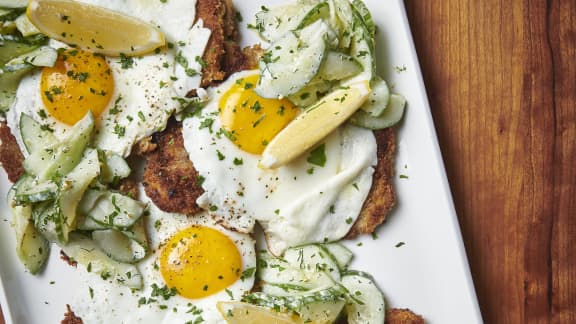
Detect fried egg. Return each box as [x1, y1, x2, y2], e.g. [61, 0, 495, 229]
[6, 0, 211, 157]
[70, 189, 256, 324]
[182, 70, 377, 255]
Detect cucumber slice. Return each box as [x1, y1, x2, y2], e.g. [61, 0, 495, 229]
[0, 8, 24, 23]
[5, 45, 57, 67]
[13, 174, 58, 203]
[0, 0, 27, 8]
[317, 51, 362, 81]
[92, 229, 147, 264]
[350, 93, 406, 129]
[331, 0, 354, 50]
[0, 19, 16, 34]
[19, 113, 58, 154]
[121, 217, 149, 254]
[287, 78, 333, 107]
[8, 189, 50, 274]
[360, 77, 390, 117]
[87, 217, 149, 260]
[351, 0, 376, 36]
[0, 63, 34, 112]
[296, 1, 330, 29]
[76, 214, 107, 231]
[253, 1, 318, 42]
[256, 20, 330, 99]
[23, 111, 94, 181]
[341, 273, 385, 324]
[15, 215, 50, 274]
[87, 191, 145, 230]
[345, 35, 373, 84]
[77, 188, 105, 216]
[61, 234, 143, 289]
[323, 243, 353, 271]
[32, 200, 64, 243]
[258, 251, 335, 293]
[0, 34, 44, 65]
[283, 244, 341, 282]
[261, 282, 311, 296]
[299, 298, 345, 324]
[341, 5, 376, 85]
[99, 150, 131, 184]
[58, 148, 100, 243]
[243, 285, 348, 317]
[15, 13, 40, 37]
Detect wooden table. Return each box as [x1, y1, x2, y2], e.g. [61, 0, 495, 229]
[1, 1, 575, 323]
[403, 1, 575, 323]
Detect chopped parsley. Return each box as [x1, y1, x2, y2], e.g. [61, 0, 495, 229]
[240, 267, 256, 281]
[195, 55, 207, 68]
[307, 143, 326, 167]
[216, 150, 225, 161]
[199, 118, 214, 133]
[250, 101, 262, 113]
[113, 124, 126, 137]
[150, 283, 178, 300]
[175, 51, 198, 76]
[119, 53, 134, 69]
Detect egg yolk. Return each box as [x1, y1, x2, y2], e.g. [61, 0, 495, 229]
[159, 226, 242, 299]
[40, 49, 114, 125]
[219, 74, 299, 154]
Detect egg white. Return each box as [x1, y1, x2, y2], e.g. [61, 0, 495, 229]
[182, 70, 378, 255]
[6, 0, 211, 157]
[70, 188, 256, 324]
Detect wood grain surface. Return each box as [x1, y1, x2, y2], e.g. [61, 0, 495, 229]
[1, 1, 575, 324]
[404, 0, 575, 323]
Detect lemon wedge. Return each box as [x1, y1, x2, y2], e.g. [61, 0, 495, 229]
[217, 302, 304, 324]
[259, 81, 371, 169]
[27, 0, 165, 56]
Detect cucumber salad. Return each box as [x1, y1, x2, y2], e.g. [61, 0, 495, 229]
[252, 0, 406, 130]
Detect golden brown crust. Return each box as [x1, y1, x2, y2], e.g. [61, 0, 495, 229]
[142, 119, 204, 215]
[346, 127, 397, 238]
[118, 178, 139, 200]
[0, 120, 24, 183]
[133, 136, 158, 155]
[385, 308, 426, 324]
[59, 251, 77, 268]
[242, 44, 265, 71]
[196, 0, 242, 87]
[61, 305, 83, 324]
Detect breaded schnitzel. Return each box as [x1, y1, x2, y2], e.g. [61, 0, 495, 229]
[347, 127, 396, 238]
[142, 118, 204, 215]
[385, 308, 426, 324]
[0, 120, 24, 183]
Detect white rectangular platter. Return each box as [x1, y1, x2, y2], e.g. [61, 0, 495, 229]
[0, 0, 483, 323]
